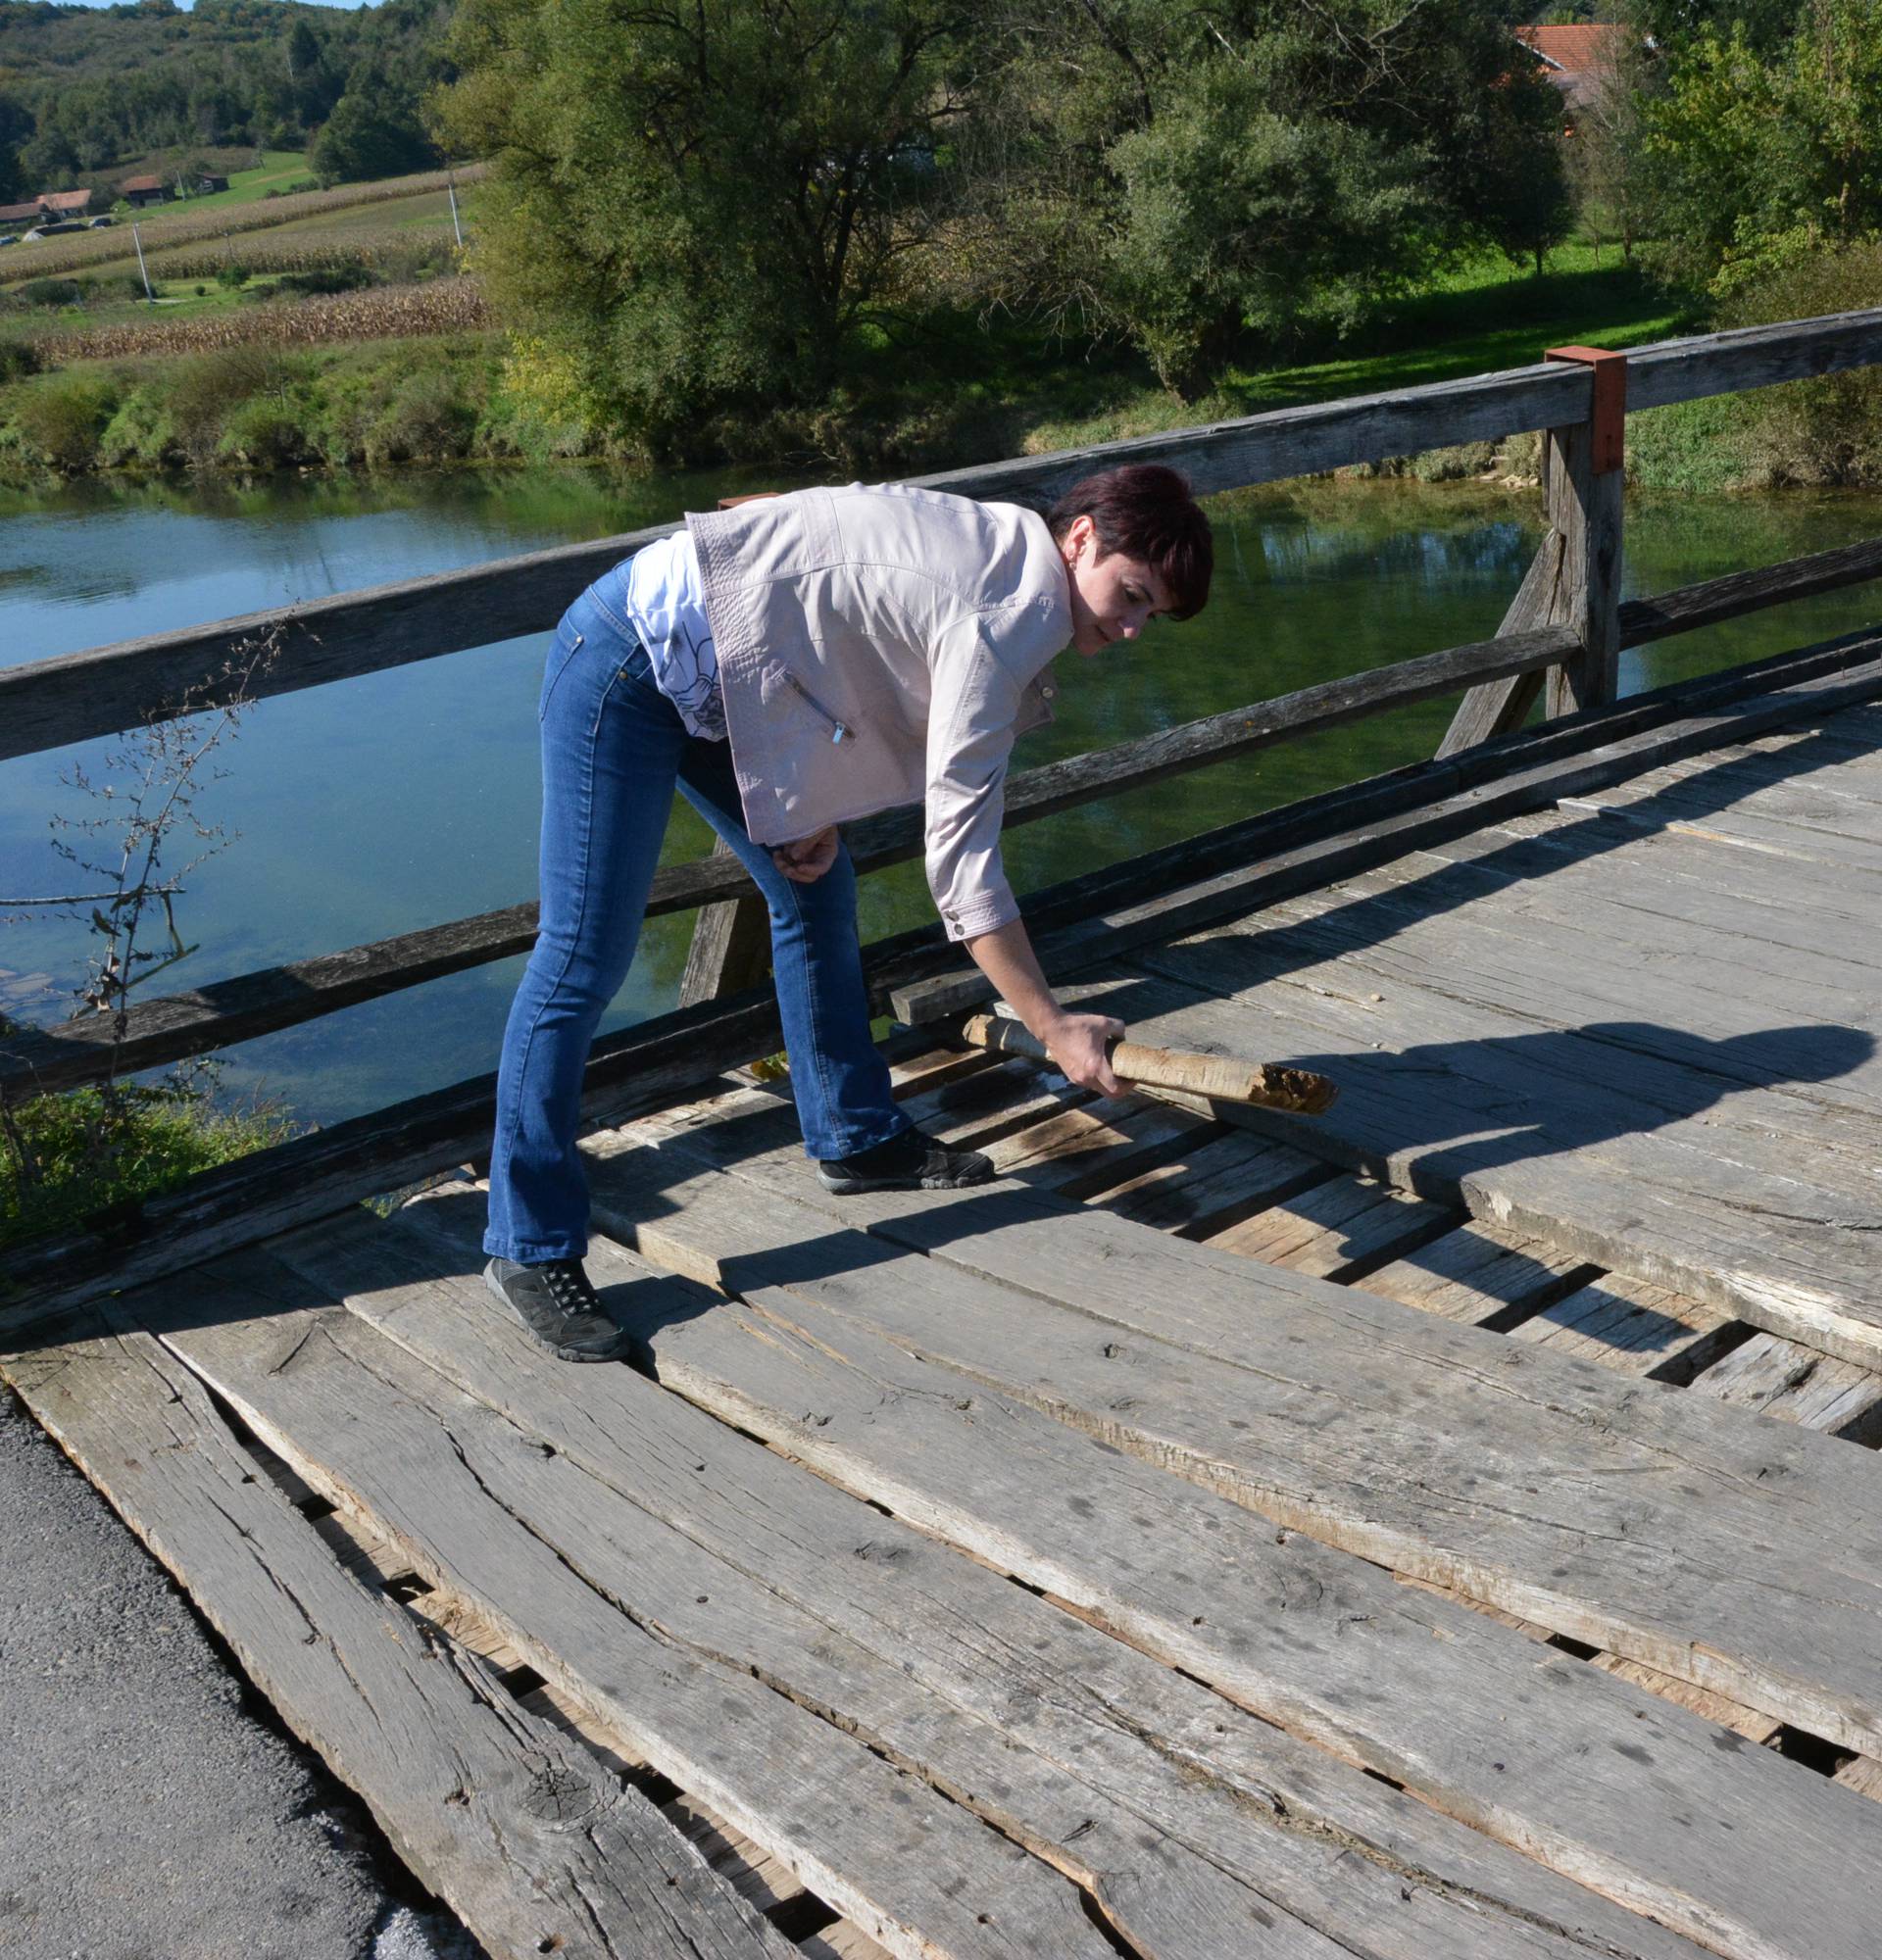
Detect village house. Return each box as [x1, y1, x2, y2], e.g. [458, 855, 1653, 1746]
[1513, 23, 1631, 122]
[120, 173, 169, 209]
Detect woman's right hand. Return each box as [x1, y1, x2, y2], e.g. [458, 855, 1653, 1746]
[1041, 1010, 1125, 1097]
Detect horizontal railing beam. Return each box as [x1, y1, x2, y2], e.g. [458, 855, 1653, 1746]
[5, 308, 1882, 764]
[0, 623, 1579, 1101]
[1616, 534, 1882, 649]
[7, 626, 1882, 1331]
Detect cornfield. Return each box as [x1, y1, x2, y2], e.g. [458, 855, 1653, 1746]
[146, 229, 460, 283]
[33, 278, 489, 360]
[0, 164, 487, 287]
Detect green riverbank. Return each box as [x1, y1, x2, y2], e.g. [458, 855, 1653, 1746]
[1, 250, 1877, 493]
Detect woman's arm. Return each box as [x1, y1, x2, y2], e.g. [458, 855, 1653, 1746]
[965, 916, 1124, 1096]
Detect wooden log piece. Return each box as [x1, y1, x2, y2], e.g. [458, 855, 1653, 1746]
[955, 1013, 1339, 1115]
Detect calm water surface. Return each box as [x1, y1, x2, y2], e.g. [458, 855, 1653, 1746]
[5, 466, 1879, 1126]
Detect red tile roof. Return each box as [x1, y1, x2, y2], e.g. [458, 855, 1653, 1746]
[0, 200, 40, 224]
[41, 188, 93, 214]
[120, 174, 165, 195]
[1513, 24, 1627, 74]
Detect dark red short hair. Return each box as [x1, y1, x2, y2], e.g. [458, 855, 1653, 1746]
[1045, 464, 1213, 621]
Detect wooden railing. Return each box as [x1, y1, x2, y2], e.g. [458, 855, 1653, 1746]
[5, 306, 1882, 1309]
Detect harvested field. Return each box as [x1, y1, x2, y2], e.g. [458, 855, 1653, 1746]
[32, 278, 488, 359]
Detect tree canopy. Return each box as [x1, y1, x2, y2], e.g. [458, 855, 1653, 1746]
[438, 0, 1570, 438]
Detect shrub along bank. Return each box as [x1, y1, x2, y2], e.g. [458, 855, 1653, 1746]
[2, 241, 1877, 490]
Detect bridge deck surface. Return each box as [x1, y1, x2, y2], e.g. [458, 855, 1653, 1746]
[8, 697, 1882, 1960]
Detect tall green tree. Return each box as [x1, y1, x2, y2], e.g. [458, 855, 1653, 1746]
[435, 0, 981, 449]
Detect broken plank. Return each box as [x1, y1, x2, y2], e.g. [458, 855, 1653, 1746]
[0, 1307, 798, 1960]
[1688, 1332, 1882, 1446]
[1084, 1130, 1331, 1234]
[1202, 1175, 1458, 1281]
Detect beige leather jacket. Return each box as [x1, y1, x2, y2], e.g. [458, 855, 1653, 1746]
[688, 483, 1071, 943]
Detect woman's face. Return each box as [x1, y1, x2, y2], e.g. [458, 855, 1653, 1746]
[1059, 514, 1174, 657]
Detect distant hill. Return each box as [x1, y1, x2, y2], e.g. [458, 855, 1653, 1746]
[0, 0, 454, 200]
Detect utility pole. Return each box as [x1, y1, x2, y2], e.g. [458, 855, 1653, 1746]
[446, 166, 464, 251]
[132, 221, 154, 302]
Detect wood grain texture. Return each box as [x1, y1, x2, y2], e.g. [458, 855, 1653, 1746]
[0, 1303, 799, 1960]
[1435, 529, 1561, 760]
[147, 1256, 1114, 1960]
[596, 1111, 1882, 1760]
[458, 1167, 1882, 1960]
[276, 1197, 1708, 1960]
[1542, 421, 1624, 718]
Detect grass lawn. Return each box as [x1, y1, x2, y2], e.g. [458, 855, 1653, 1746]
[1005, 244, 1703, 457]
[155, 151, 316, 212]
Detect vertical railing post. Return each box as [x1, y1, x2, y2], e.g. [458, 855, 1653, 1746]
[1539, 345, 1626, 717]
[1436, 345, 1626, 756]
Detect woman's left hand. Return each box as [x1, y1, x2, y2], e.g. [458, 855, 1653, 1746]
[772, 825, 840, 883]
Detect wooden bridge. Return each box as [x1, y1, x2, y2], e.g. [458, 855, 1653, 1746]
[7, 313, 1882, 1960]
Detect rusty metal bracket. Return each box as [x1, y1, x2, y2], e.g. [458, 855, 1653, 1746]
[1544, 344, 1627, 474]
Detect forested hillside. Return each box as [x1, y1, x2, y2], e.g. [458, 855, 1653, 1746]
[0, 0, 453, 198]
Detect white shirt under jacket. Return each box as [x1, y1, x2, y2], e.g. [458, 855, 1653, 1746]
[620, 530, 726, 742]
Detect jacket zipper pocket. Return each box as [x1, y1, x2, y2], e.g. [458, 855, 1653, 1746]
[781, 669, 853, 744]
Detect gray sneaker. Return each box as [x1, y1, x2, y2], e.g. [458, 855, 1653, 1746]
[483, 1256, 634, 1362]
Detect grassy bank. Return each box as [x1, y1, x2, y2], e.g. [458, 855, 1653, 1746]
[1, 243, 1873, 491]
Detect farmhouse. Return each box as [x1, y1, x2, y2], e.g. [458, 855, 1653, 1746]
[1514, 22, 1630, 116]
[120, 173, 169, 209]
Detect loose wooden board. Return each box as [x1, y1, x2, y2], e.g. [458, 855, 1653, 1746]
[588, 1123, 1882, 1761]
[1353, 1222, 1603, 1326]
[0, 1306, 799, 1960]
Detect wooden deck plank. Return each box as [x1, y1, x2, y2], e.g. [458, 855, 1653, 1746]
[142, 1260, 1114, 1960]
[1507, 1272, 1745, 1385]
[587, 1123, 1882, 1760]
[1201, 1174, 1459, 1280]
[0, 1305, 799, 1960]
[1279, 850, 1882, 1072]
[984, 1093, 1218, 1192]
[275, 1194, 1714, 1960]
[1352, 1222, 1602, 1326]
[1081, 1130, 1333, 1234]
[1169, 896, 1882, 1185]
[421, 1177, 1882, 1960]
[1087, 956, 1882, 1365]
[1688, 1331, 1882, 1445]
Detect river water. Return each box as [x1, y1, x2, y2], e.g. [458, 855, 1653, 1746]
[4, 466, 1879, 1128]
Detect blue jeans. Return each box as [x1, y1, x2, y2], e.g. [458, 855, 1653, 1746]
[484, 567, 908, 1263]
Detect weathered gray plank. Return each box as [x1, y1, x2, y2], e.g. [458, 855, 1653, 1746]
[277, 1198, 1717, 1960]
[1507, 1272, 1744, 1385]
[0, 1305, 798, 1960]
[676, 837, 772, 1008]
[591, 1117, 1882, 1757]
[383, 1180, 1882, 1960]
[1203, 1174, 1459, 1280]
[1616, 533, 1882, 649]
[1435, 529, 1560, 758]
[1118, 914, 1882, 1349]
[1690, 1331, 1882, 1445]
[146, 1256, 1114, 1960]
[1352, 1222, 1603, 1327]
